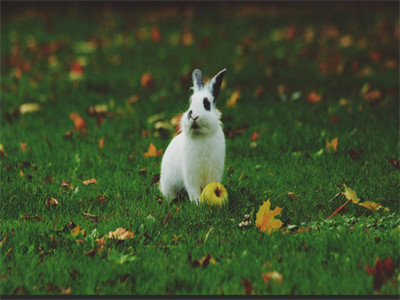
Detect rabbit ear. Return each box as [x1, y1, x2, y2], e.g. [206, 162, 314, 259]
[192, 69, 204, 91]
[208, 69, 226, 102]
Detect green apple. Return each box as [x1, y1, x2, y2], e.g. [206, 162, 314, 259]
[200, 182, 228, 207]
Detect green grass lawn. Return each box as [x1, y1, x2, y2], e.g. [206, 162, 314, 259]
[1, 2, 399, 296]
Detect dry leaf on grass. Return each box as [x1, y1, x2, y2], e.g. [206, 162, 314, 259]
[82, 178, 97, 185]
[261, 271, 284, 285]
[108, 228, 134, 240]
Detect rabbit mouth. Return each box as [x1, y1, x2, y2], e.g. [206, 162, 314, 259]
[191, 123, 200, 130]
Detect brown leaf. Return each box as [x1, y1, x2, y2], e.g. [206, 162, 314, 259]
[127, 95, 139, 104]
[329, 115, 340, 124]
[151, 27, 161, 43]
[108, 228, 134, 240]
[69, 113, 87, 134]
[152, 174, 160, 185]
[366, 257, 394, 292]
[44, 175, 53, 184]
[364, 90, 381, 102]
[60, 180, 73, 191]
[287, 192, 297, 200]
[99, 138, 104, 150]
[64, 130, 73, 138]
[82, 178, 97, 185]
[241, 279, 253, 295]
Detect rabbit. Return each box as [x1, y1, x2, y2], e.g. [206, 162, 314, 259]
[160, 68, 227, 205]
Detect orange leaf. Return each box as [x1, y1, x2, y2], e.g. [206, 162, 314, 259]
[140, 73, 154, 88]
[108, 228, 134, 240]
[144, 143, 163, 157]
[20, 142, 27, 152]
[69, 113, 87, 134]
[326, 137, 338, 152]
[251, 131, 260, 141]
[307, 91, 322, 103]
[82, 178, 97, 185]
[255, 200, 283, 234]
[99, 138, 104, 150]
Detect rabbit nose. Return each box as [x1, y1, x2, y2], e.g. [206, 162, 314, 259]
[192, 116, 199, 122]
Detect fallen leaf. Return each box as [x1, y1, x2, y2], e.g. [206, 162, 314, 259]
[61, 286, 71, 295]
[188, 253, 216, 268]
[329, 115, 340, 124]
[326, 137, 338, 152]
[60, 180, 73, 191]
[45, 197, 59, 208]
[356, 201, 389, 212]
[127, 95, 139, 104]
[261, 271, 283, 285]
[255, 199, 283, 234]
[181, 30, 194, 46]
[389, 158, 400, 170]
[251, 131, 260, 141]
[307, 91, 322, 103]
[69, 61, 83, 80]
[99, 138, 104, 150]
[69, 113, 87, 134]
[241, 279, 253, 295]
[144, 143, 163, 157]
[287, 192, 297, 200]
[140, 73, 154, 88]
[343, 184, 360, 203]
[151, 26, 161, 42]
[19, 103, 40, 114]
[364, 90, 381, 102]
[0, 144, 6, 158]
[20, 142, 27, 152]
[81, 212, 100, 221]
[71, 225, 86, 237]
[366, 257, 394, 292]
[226, 90, 241, 108]
[82, 178, 97, 185]
[108, 228, 134, 240]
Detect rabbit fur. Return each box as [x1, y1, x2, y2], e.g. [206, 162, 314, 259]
[160, 68, 227, 205]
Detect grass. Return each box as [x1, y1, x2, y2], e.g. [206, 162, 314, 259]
[1, 2, 399, 296]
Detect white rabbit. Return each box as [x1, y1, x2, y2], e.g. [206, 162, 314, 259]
[160, 68, 227, 205]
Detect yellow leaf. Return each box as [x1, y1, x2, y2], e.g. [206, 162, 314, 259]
[19, 103, 40, 114]
[226, 90, 241, 108]
[108, 227, 134, 240]
[343, 184, 360, 203]
[255, 200, 283, 234]
[356, 201, 389, 212]
[144, 143, 163, 157]
[326, 137, 338, 152]
[71, 225, 85, 237]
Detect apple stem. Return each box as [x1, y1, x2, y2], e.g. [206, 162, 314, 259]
[327, 199, 351, 220]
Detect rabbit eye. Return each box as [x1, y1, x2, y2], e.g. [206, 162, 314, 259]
[203, 97, 210, 111]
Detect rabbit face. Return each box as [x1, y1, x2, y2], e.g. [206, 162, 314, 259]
[182, 89, 221, 137]
[181, 69, 226, 138]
